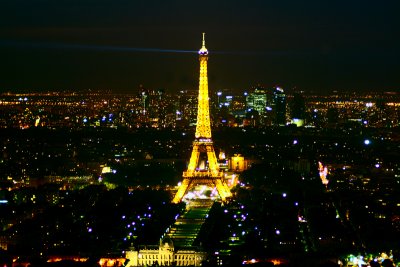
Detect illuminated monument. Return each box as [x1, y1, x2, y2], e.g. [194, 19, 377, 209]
[172, 33, 232, 203]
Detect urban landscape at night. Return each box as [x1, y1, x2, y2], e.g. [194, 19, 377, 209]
[1, 1, 400, 267]
[1, 74, 399, 267]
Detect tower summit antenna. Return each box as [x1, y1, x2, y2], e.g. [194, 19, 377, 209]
[199, 33, 208, 55]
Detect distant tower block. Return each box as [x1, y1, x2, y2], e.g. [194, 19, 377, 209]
[172, 34, 232, 203]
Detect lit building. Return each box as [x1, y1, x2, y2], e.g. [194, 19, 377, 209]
[229, 154, 248, 172]
[245, 86, 277, 126]
[139, 85, 148, 120]
[246, 86, 268, 115]
[125, 239, 206, 267]
[273, 87, 286, 126]
[125, 199, 212, 267]
[290, 93, 306, 126]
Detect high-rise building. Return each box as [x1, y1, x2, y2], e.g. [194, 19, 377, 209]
[246, 86, 267, 115]
[274, 87, 286, 126]
[139, 85, 148, 119]
[245, 86, 275, 126]
[290, 93, 306, 126]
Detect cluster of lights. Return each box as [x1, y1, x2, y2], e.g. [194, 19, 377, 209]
[83, 114, 114, 124]
[182, 185, 219, 203]
[318, 161, 329, 186]
[122, 206, 153, 241]
[223, 203, 252, 246]
[344, 252, 397, 267]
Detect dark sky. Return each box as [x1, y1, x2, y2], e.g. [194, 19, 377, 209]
[0, 0, 399, 93]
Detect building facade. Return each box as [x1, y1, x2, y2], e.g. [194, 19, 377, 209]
[125, 239, 206, 267]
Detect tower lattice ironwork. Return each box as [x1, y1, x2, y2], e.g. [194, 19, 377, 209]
[172, 34, 232, 204]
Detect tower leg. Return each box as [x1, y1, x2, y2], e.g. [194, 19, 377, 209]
[214, 179, 232, 202]
[206, 145, 219, 176]
[172, 178, 191, 204]
[187, 145, 200, 173]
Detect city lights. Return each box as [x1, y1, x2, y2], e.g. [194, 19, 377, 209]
[0, 28, 399, 267]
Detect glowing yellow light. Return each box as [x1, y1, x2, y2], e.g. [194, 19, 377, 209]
[172, 34, 231, 203]
[318, 161, 329, 186]
[101, 166, 111, 174]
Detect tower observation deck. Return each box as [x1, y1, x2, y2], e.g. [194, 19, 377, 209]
[172, 34, 232, 204]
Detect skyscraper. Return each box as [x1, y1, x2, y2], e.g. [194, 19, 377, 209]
[245, 86, 275, 126]
[274, 87, 286, 126]
[246, 86, 267, 115]
[290, 93, 306, 126]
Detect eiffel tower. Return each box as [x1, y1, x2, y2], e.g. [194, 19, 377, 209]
[172, 34, 232, 204]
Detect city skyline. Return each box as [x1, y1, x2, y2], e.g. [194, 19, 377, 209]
[1, 11, 400, 265]
[1, 1, 399, 93]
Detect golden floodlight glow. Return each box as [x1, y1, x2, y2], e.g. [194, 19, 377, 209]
[172, 34, 232, 203]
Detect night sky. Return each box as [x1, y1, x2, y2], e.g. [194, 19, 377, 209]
[1, 0, 399, 93]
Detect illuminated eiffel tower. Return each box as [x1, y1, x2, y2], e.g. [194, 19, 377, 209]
[172, 34, 232, 204]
